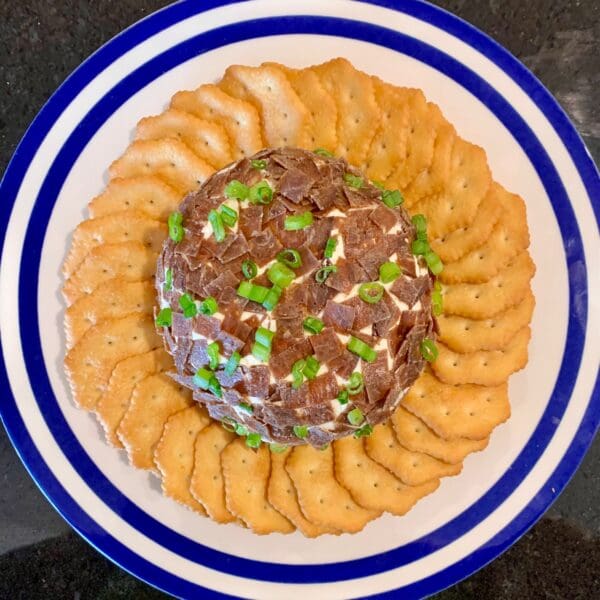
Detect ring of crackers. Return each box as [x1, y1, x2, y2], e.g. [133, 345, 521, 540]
[62, 58, 535, 536]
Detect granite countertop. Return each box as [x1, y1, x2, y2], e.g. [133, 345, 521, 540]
[0, 1, 598, 598]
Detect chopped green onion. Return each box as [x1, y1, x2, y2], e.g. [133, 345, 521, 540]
[246, 433, 262, 448]
[411, 239, 430, 256]
[277, 248, 302, 268]
[270, 443, 288, 453]
[155, 307, 172, 327]
[432, 281, 443, 316]
[267, 262, 296, 288]
[315, 265, 337, 283]
[303, 355, 320, 380]
[381, 189, 404, 208]
[347, 372, 364, 395]
[314, 148, 333, 157]
[220, 205, 238, 227]
[235, 423, 249, 436]
[251, 341, 271, 362]
[411, 214, 427, 235]
[179, 293, 198, 318]
[379, 261, 402, 283]
[238, 402, 254, 414]
[284, 211, 313, 230]
[347, 336, 377, 363]
[164, 268, 173, 292]
[241, 259, 257, 280]
[207, 341, 220, 370]
[225, 351, 241, 376]
[262, 285, 282, 311]
[224, 179, 249, 201]
[420, 338, 439, 362]
[291, 359, 306, 390]
[199, 296, 218, 316]
[255, 327, 275, 348]
[237, 281, 270, 303]
[337, 389, 349, 404]
[372, 180, 385, 190]
[168, 211, 184, 243]
[425, 250, 444, 275]
[193, 367, 222, 398]
[347, 407, 364, 426]
[354, 423, 373, 438]
[324, 237, 337, 259]
[343, 173, 363, 189]
[302, 316, 324, 334]
[293, 425, 309, 439]
[249, 180, 273, 205]
[251, 159, 267, 170]
[359, 282, 384, 304]
[208, 209, 226, 243]
[221, 417, 237, 432]
[416, 229, 428, 242]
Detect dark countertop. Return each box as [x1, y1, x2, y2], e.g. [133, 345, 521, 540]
[0, 1, 598, 598]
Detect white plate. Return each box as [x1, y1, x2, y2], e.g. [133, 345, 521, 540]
[0, 1, 598, 598]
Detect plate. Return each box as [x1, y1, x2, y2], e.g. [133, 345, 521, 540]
[0, 1, 598, 598]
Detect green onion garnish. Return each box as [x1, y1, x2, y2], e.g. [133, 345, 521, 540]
[347, 336, 377, 363]
[207, 341, 219, 370]
[379, 261, 402, 283]
[425, 250, 444, 275]
[432, 281, 443, 316]
[314, 148, 334, 157]
[246, 433, 262, 448]
[251, 341, 271, 362]
[411, 239, 430, 256]
[270, 443, 288, 453]
[208, 209, 226, 243]
[224, 179, 249, 201]
[284, 211, 313, 231]
[199, 296, 218, 316]
[155, 307, 172, 327]
[303, 355, 320, 380]
[221, 417, 237, 432]
[381, 189, 404, 208]
[354, 423, 373, 438]
[373, 181, 385, 190]
[255, 327, 275, 348]
[277, 248, 302, 269]
[249, 180, 273, 205]
[241, 259, 257, 280]
[237, 281, 270, 303]
[411, 214, 427, 234]
[267, 262, 296, 288]
[235, 423, 249, 436]
[337, 389, 349, 404]
[220, 205, 238, 227]
[358, 282, 384, 304]
[251, 159, 267, 170]
[420, 338, 439, 362]
[324, 237, 337, 259]
[238, 402, 253, 414]
[291, 359, 306, 389]
[347, 407, 364, 426]
[293, 425, 309, 439]
[168, 211, 184, 243]
[315, 265, 337, 283]
[348, 372, 364, 395]
[179, 293, 198, 318]
[224, 351, 241, 376]
[262, 285, 282, 311]
[193, 367, 222, 398]
[302, 316, 324, 334]
[343, 173, 363, 189]
[164, 268, 173, 292]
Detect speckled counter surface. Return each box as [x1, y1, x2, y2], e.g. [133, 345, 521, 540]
[0, 1, 598, 598]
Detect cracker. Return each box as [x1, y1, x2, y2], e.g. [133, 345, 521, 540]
[63, 210, 166, 278]
[109, 139, 214, 194]
[95, 348, 172, 447]
[403, 370, 510, 440]
[311, 58, 379, 166]
[333, 437, 439, 515]
[64, 313, 161, 411]
[437, 288, 535, 353]
[170, 84, 263, 158]
[62, 241, 158, 306]
[285, 444, 379, 533]
[136, 108, 232, 169]
[430, 183, 502, 262]
[88, 176, 181, 221]
[440, 185, 529, 283]
[268, 449, 337, 537]
[431, 326, 531, 386]
[263, 62, 337, 151]
[365, 422, 462, 485]
[219, 64, 311, 148]
[154, 405, 211, 514]
[441, 250, 536, 319]
[391, 406, 488, 464]
[118, 373, 193, 471]
[221, 439, 294, 534]
[65, 279, 156, 349]
[189, 423, 238, 524]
